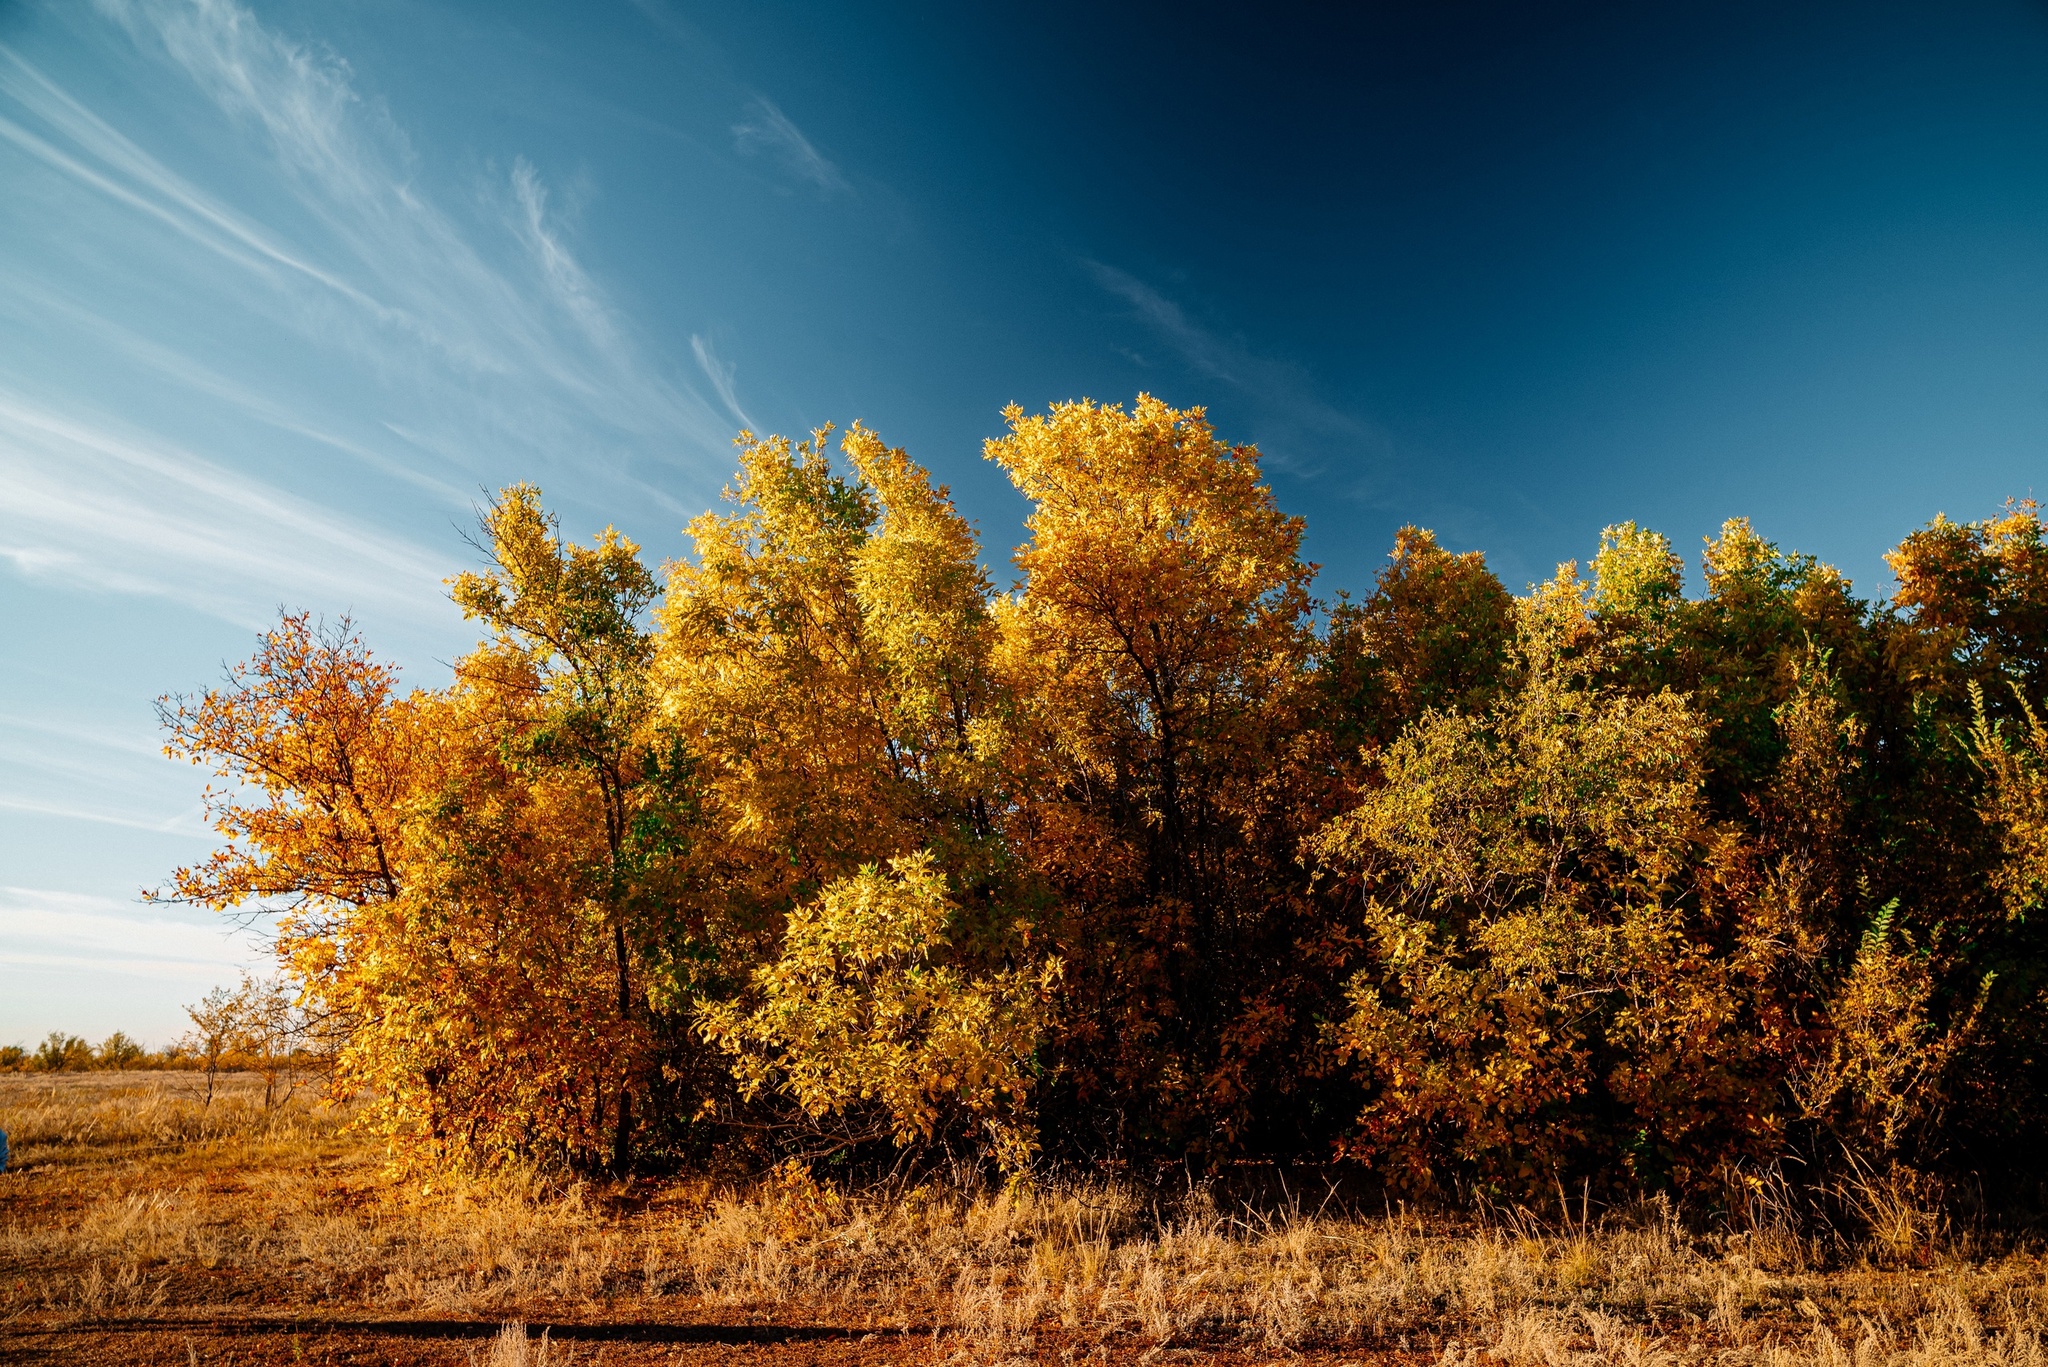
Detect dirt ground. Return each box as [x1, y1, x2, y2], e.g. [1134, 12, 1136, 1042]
[2, 1318, 1442, 1366]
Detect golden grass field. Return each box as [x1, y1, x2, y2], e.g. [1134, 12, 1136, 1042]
[2, 1071, 2045, 1365]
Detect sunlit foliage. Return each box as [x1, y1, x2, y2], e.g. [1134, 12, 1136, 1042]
[985, 396, 1349, 1157]
[157, 400, 2048, 1202]
[699, 852, 1056, 1173]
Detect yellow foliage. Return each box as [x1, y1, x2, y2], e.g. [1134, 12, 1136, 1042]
[983, 395, 1337, 1152]
[1795, 900, 1990, 1163]
[152, 402, 2048, 1189]
[698, 852, 1057, 1172]
[654, 424, 1006, 909]
[1970, 684, 2048, 921]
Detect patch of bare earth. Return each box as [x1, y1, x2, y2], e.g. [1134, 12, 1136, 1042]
[3, 1072, 2044, 1365]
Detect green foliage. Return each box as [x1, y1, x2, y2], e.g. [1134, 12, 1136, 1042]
[1315, 577, 1798, 1195]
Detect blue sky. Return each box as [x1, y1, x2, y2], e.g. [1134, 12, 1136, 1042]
[4, 0, 2046, 1045]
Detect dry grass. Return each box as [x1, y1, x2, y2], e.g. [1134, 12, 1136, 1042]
[2, 1072, 2044, 1364]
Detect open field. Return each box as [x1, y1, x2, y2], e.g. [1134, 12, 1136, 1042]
[2, 1072, 2045, 1366]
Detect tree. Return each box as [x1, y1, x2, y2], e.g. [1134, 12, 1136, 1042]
[1849, 503, 2048, 1176]
[231, 975, 304, 1111]
[655, 426, 1007, 896]
[34, 1033, 93, 1072]
[322, 683, 654, 1170]
[155, 613, 423, 922]
[95, 1032, 145, 1070]
[1321, 526, 1515, 749]
[1888, 501, 2047, 701]
[179, 976, 313, 1109]
[183, 984, 239, 1106]
[147, 396, 2048, 1199]
[1314, 570, 1804, 1195]
[448, 484, 674, 1171]
[986, 396, 1346, 1158]
[654, 424, 1030, 1166]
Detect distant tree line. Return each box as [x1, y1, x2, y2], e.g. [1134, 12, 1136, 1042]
[6, 973, 318, 1111]
[150, 397, 2048, 1209]
[0, 1032, 155, 1073]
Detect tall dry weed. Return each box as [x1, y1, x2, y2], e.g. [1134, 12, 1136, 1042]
[475, 1321, 554, 1367]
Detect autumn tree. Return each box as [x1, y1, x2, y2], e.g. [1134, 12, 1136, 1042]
[653, 424, 1038, 1163]
[94, 1032, 146, 1070]
[155, 612, 429, 1120]
[986, 395, 1348, 1158]
[219, 973, 309, 1110]
[183, 984, 239, 1106]
[445, 484, 689, 1170]
[1845, 503, 2048, 1175]
[1320, 526, 1515, 751]
[1315, 569, 1810, 1195]
[654, 425, 1007, 894]
[34, 1034, 93, 1072]
[155, 612, 422, 924]
[154, 512, 694, 1171]
[150, 396, 2048, 1200]
[320, 682, 661, 1169]
[1889, 501, 2048, 702]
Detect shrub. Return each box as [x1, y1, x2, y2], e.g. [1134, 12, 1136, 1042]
[699, 852, 1058, 1173]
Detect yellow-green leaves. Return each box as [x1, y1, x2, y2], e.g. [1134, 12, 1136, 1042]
[1314, 585, 1781, 1193]
[655, 425, 1005, 888]
[1590, 521, 1685, 621]
[1970, 683, 2048, 921]
[698, 852, 1056, 1173]
[155, 405, 2048, 1190]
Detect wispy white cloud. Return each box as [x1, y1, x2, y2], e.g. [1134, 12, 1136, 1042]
[0, 1, 751, 639]
[1083, 260, 1370, 443]
[4, 738, 163, 790]
[0, 389, 451, 629]
[0, 43, 393, 317]
[732, 96, 850, 196]
[0, 275, 470, 504]
[1087, 261, 1249, 386]
[0, 794, 202, 836]
[0, 886, 260, 966]
[0, 0, 761, 1046]
[0, 710, 165, 760]
[12, 4, 733, 469]
[510, 156, 619, 353]
[621, 0, 697, 47]
[691, 333, 755, 433]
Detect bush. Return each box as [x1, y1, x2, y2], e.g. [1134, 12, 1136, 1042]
[33, 1033, 94, 1072]
[95, 1032, 146, 1070]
